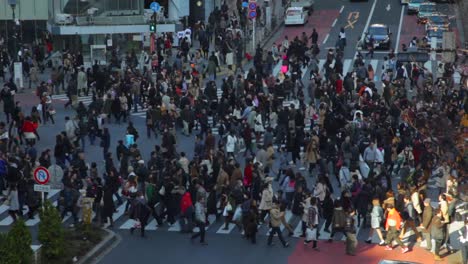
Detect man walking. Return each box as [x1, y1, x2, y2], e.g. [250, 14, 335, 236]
[384, 204, 409, 253]
[345, 210, 358, 256]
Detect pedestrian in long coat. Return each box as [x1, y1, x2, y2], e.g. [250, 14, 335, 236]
[102, 184, 115, 227]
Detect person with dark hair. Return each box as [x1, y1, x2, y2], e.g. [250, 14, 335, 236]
[267, 200, 289, 248]
[430, 208, 445, 261]
[345, 209, 357, 256]
[191, 195, 208, 245]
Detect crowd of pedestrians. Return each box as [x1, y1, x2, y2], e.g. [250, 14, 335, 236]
[0, 3, 467, 262]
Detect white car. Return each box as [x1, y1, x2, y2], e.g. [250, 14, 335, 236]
[285, 7, 308, 26]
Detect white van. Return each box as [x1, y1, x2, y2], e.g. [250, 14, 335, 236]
[285, 7, 308, 26]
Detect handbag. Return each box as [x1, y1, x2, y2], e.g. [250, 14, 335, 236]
[306, 227, 317, 241]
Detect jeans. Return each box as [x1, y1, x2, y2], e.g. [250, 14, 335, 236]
[191, 221, 206, 242]
[461, 242, 468, 264]
[346, 232, 358, 254]
[61, 206, 78, 223]
[268, 226, 287, 246]
[133, 95, 140, 112]
[434, 238, 443, 257]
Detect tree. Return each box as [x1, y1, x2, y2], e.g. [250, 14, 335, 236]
[0, 219, 33, 264]
[38, 200, 65, 259]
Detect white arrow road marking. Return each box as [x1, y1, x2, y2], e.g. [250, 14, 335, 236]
[386, 4, 391, 11]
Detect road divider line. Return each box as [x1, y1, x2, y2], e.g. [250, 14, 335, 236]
[332, 18, 338, 28]
[361, 0, 378, 41]
[395, 5, 405, 53]
[323, 34, 330, 45]
[339, 6, 344, 13]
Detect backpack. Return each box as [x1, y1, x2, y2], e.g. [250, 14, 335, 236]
[333, 210, 346, 229]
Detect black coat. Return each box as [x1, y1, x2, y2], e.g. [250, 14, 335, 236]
[102, 186, 115, 218]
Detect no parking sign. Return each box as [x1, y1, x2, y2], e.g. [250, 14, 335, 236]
[34, 166, 50, 185]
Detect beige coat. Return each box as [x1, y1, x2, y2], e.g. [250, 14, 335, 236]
[269, 207, 284, 227]
[305, 140, 320, 163]
[216, 169, 229, 191]
[259, 187, 273, 210]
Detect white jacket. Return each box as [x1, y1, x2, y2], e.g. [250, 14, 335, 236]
[226, 135, 237, 153]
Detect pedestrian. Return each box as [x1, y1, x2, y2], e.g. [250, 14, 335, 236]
[345, 209, 358, 256]
[7, 184, 20, 222]
[384, 204, 409, 253]
[129, 191, 151, 238]
[100, 127, 111, 160]
[310, 28, 319, 45]
[304, 196, 319, 250]
[457, 217, 468, 264]
[366, 198, 385, 245]
[419, 198, 433, 250]
[102, 183, 115, 228]
[267, 200, 289, 248]
[430, 208, 445, 261]
[191, 196, 208, 245]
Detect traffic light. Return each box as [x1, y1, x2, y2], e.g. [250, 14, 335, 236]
[149, 22, 156, 32]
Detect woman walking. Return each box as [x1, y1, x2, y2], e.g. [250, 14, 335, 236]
[366, 198, 385, 245]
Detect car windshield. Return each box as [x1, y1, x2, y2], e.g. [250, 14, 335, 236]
[287, 9, 302, 16]
[410, 0, 424, 3]
[420, 5, 436, 12]
[369, 27, 387, 36]
[429, 16, 447, 24]
[427, 30, 443, 38]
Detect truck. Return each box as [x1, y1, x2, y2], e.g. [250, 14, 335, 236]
[290, 0, 315, 14]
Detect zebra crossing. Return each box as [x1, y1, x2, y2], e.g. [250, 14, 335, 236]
[1, 187, 462, 252]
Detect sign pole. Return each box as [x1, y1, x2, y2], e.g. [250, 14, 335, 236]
[253, 18, 256, 52]
[42, 191, 44, 211]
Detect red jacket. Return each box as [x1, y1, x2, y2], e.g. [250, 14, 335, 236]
[243, 164, 253, 187]
[335, 79, 343, 94]
[22, 121, 38, 133]
[385, 208, 402, 230]
[180, 192, 193, 214]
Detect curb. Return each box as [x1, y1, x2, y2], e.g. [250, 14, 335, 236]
[77, 228, 121, 264]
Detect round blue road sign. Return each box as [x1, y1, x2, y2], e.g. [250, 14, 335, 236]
[150, 2, 161, 12]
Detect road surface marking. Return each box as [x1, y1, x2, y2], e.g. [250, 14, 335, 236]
[361, 0, 378, 41]
[323, 34, 330, 44]
[332, 18, 338, 28]
[339, 6, 345, 13]
[395, 5, 405, 53]
[386, 4, 391, 11]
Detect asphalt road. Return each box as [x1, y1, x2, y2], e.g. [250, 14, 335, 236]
[0, 0, 464, 262]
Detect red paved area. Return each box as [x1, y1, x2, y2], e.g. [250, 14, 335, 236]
[288, 239, 455, 264]
[398, 15, 427, 49]
[398, 14, 461, 50]
[272, 10, 341, 47]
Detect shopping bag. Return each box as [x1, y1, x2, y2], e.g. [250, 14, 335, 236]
[232, 206, 242, 222]
[306, 227, 317, 241]
[131, 219, 141, 229]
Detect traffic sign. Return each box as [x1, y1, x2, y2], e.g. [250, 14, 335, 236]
[34, 184, 51, 193]
[34, 166, 50, 185]
[248, 1, 257, 19]
[242, 1, 248, 8]
[150, 2, 161, 12]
